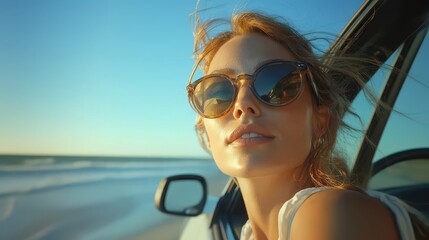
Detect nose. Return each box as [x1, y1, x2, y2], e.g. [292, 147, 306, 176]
[232, 81, 261, 119]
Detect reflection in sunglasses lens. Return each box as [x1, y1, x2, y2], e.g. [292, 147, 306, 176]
[195, 77, 234, 117]
[255, 64, 301, 105]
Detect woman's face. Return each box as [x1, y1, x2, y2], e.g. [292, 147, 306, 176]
[203, 34, 328, 178]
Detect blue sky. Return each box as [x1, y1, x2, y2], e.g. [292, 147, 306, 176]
[0, 0, 366, 157]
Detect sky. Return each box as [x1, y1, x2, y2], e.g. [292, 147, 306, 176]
[0, 0, 370, 157]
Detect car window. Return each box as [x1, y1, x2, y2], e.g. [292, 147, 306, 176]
[368, 29, 429, 189]
[339, 28, 429, 171]
[373, 29, 429, 161]
[338, 49, 400, 168]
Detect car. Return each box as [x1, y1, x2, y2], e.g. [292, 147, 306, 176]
[155, 0, 429, 239]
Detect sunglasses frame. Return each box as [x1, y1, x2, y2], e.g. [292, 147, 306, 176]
[187, 60, 319, 119]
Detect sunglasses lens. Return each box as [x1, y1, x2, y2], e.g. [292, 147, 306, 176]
[193, 76, 235, 117]
[254, 63, 303, 105]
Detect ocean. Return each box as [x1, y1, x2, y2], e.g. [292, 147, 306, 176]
[0, 155, 230, 240]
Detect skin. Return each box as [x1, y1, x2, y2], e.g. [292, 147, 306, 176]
[202, 34, 399, 240]
[291, 189, 400, 240]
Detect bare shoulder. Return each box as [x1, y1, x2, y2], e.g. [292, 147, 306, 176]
[289, 188, 400, 240]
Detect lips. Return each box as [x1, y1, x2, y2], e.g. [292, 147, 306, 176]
[227, 124, 274, 146]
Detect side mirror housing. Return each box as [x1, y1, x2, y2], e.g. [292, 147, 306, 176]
[155, 174, 207, 216]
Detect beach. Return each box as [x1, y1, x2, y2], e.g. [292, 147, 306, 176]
[0, 156, 229, 239]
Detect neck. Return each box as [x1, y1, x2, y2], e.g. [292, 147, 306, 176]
[237, 171, 310, 240]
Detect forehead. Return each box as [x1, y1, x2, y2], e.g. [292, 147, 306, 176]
[208, 34, 296, 74]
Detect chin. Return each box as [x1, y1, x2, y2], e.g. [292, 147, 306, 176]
[216, 153, 309, 178]
[215, 156, 271, 178]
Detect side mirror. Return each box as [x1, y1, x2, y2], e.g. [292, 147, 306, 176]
[155, 174, 207, 216]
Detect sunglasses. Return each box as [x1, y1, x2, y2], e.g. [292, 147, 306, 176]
[187, 60, 319, 119]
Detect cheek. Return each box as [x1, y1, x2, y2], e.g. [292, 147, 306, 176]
[204, 122, 225, 170]
[297, 112, 314, 154]
[203, 119, 226, 154]
[288, 91, 316, 147]
[276, 107, 314, 158]
[203, 118, 240, 174]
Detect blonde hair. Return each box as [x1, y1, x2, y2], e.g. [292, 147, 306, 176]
[191, 12, 376, 188]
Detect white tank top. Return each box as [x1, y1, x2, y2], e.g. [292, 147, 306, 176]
[240, 187, 424, 240]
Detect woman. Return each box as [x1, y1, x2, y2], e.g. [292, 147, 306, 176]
[187, 12, 427, 240]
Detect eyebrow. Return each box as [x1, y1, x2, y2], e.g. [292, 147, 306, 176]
[209, 68, 237, 76]
[208, 59, 285, 76]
